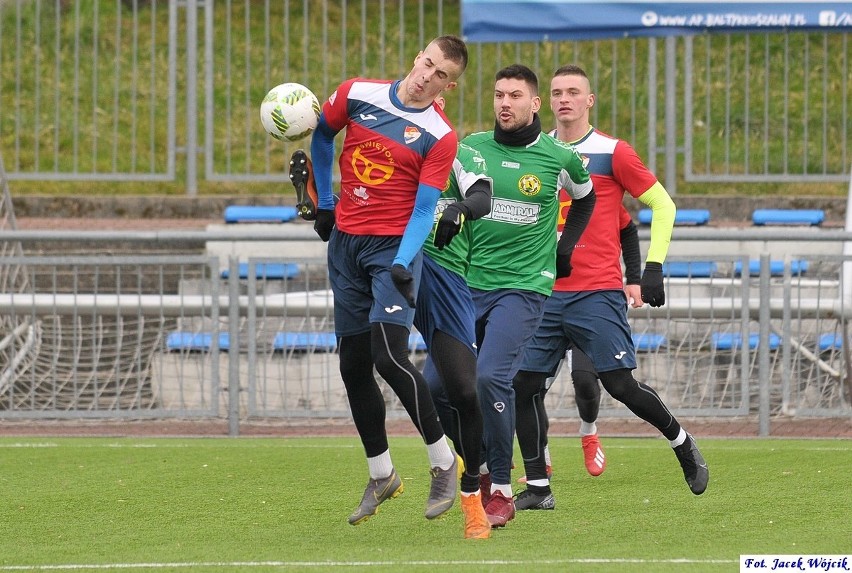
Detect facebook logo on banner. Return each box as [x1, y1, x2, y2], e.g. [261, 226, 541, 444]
[819, 10, 837, 26]
[819, 10, 837, 25]
[818, 10, 852, 25]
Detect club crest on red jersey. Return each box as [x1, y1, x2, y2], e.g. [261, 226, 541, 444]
[404, 126, 421, 144]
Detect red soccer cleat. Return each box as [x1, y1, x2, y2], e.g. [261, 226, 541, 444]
[581, 434, 606, 476]
[483, 490, 515, 528]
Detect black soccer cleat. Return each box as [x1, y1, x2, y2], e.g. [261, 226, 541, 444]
[673, 432, 709, 495]
[289, 149, 318, 221]
[513, 487, 555, 510]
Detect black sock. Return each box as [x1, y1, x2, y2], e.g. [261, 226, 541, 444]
[526, 483, 551, 495]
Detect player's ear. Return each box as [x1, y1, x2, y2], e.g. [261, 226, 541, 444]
[587, 93, 596, 109]
[444, 80, 457, 92]
[531, 95, 542, 113]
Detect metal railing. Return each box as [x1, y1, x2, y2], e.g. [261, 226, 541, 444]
[1, 1, 849, 194]
[1, 227, 850, 436]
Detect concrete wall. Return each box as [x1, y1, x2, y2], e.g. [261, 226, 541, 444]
[12, 195, 849, 226]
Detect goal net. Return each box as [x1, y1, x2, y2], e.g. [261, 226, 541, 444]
[0, 154, 40, 406]
[0, 155, 162, 412]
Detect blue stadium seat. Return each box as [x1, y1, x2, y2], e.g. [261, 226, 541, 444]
[220, 262, 300, 280]
[273, 331, 337, 352]
[752, 209, 824, 226]
[632, 333, 667, 351]
[733, 259, 808, 277]
[166, 332, 230, 352]
[638, 209, 710, 226]
[818, 333, 844, 352]
[271, 331, 424, 352]
[711, 332, 781, 351]
[224, 205, 298, 223]
[661, 261, 717, 278]
[409, 331, 427, 352]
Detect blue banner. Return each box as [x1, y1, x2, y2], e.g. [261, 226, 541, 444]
[462, 0, 852, 42]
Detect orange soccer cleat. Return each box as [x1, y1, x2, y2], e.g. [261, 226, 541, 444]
[461, 493, 491, 539]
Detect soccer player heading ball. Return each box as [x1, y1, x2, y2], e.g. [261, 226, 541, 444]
[293, 35, 484, 537]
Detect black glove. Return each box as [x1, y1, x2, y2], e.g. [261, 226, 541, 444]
[556, 255, 573, 279]
[433, 203, 468, 250]
[640, 261, 665, 307]
[555, 218, 582, 279]
[390, 264, 416, 308]
[313, 209, 335, 242]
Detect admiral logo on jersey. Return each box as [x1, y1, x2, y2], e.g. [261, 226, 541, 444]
[488, 199, 540, 224]
[518, 174, 542, 196]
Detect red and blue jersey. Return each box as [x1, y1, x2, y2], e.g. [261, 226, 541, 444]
[553, 127, 658, 292]
[321, 78, 458, 236]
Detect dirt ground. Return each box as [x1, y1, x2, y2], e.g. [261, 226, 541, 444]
[0, 415, 849, 439]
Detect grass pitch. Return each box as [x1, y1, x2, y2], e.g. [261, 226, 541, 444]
[1, 436, 849, 572]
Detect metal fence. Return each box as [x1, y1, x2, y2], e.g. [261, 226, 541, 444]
[1, 0, 849, 194]
[2, 224, 852, 435]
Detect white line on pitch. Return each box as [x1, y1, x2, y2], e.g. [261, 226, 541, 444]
[0, 558, 738, 571]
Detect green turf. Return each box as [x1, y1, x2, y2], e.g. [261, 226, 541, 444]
[0, 436, 849, 572]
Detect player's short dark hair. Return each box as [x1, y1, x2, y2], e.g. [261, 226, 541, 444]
[495, 64, 539, 96]
[433, 35, 468, 73]
[553, 64, 589, 81]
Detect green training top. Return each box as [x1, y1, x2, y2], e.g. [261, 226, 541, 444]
[462, 131, 592, 296]
[424, 142, 490, 277]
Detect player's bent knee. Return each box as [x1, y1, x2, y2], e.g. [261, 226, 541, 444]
[599, 368, 638, 402]
[572, 371, 599, 400]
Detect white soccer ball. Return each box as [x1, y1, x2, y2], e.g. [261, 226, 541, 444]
[260, 82, 321, 142]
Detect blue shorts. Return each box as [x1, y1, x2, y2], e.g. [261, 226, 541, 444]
[327, 229, 422, 337]
[414, 255, 477, 356]
[520, 289, 636, 375]
[472, 287, 547, 484]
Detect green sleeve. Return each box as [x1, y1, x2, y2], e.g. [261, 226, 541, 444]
[637, 181, 675, 264]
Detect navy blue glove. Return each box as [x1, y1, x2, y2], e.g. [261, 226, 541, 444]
[313, 209, 335, 242]
[390, 264, 416, 308]
[640, 262, 665, 307]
